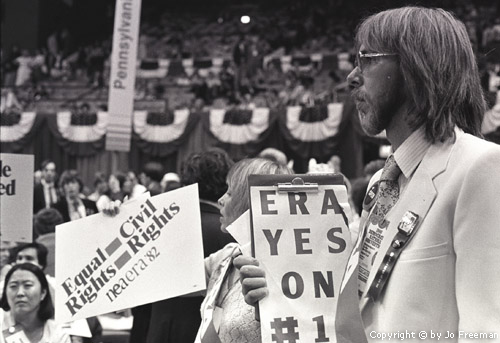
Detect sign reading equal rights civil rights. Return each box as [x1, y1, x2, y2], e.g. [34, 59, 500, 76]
[0, 153, 34, 242]
[249, 174, 359, 343]
[55, 185, 205, 323]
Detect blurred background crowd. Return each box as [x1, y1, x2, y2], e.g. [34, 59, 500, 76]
[1, 0, 499, 114]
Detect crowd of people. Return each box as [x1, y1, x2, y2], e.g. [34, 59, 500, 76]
[1, 2, 500, 343]
[1, 145, 370, 342]
[1, 0, 499, 114]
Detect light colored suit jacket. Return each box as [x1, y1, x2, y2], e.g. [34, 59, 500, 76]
[356, 130, 500, 341]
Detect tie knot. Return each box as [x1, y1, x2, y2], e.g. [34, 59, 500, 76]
[380, 155, 401, 181]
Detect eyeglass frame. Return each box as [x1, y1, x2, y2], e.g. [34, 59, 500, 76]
[355, 51, 398, 72]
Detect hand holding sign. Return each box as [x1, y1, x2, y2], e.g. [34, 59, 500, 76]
[247, 174, 367, 342]
[233, 255, 268, 306]
[55, 185, 206, 322]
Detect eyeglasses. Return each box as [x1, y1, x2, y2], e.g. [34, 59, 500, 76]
[355, 51, 398, 72]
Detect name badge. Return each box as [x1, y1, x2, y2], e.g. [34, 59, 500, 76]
[3, 326, 29, 343]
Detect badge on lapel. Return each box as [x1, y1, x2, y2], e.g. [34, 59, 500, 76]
[363, 181, 379, 212]
[398, 211, 419, 236]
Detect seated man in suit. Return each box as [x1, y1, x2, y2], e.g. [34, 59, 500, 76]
[53, 170, 98, 223]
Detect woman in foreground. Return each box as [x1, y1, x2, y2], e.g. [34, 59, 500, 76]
[0, 263, 70, 343]
[196, 158, 291, 342]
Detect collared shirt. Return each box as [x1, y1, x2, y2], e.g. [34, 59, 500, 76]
[0, 309, 70, 343]
[67, 196, 86, 221]
[41, 179, 58, 208]
[393, 127, 431, 195]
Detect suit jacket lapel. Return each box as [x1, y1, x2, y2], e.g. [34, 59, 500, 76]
[58, 198, 71, 222]
[359, 137, 455, 310]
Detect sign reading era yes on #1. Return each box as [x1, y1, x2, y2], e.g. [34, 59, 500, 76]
[55, 184, 205, 323]
[249, 174, 353, 343]
[0, 153, 34, 242]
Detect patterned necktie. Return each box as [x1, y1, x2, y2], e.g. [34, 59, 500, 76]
[368, 155, 402, 227]
[358, 155, 402, 296]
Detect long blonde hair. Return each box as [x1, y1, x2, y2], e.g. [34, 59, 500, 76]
[226, 158, 292, 220]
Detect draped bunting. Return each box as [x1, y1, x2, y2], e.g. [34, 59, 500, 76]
[0, 112, 44, 153]
[285, 103, 343, 141]
[1, 103, 371, 184]
[136, 52, 341, 78]
[132, 109, 200, 157]
[278, 102, 352, 160]
[57, 111, 107, 142]
[209, 107, 270, 144]
[134, 109, 190, 142]
[201, 107, 279, 161]
[0, 103, 413, 163]
[46, 112, 105, 156]
[1, 112, 37, 142]
[4, 100, 498, 188]
[1, 104, 362, 162]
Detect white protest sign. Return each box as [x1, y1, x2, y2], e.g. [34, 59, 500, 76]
[0, 153, 33, 242]
[225, 210, 251, 256]
[61, 319, 92, 338]
[55, 185, 205, 322]
[249, 174, 355, 343]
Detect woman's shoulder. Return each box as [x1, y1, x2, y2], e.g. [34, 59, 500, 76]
[0, 309, 15, 328]
[42, 319, 71, 343]
[0, 309, 11, 329]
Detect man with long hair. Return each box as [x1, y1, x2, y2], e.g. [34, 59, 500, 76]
[343, 7, 500, 335]
[236, 6, 500, 339]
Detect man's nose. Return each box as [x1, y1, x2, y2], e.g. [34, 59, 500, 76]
[347, 67, 362, 90]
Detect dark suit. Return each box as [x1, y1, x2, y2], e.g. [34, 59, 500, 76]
[199, 201, 236, 258]
[52, 197, 98, 223]
[146, 201, 235, 343]
[33, 182, 59, 214]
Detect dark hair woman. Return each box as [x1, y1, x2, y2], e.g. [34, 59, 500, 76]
[0, 263, 69, 343]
